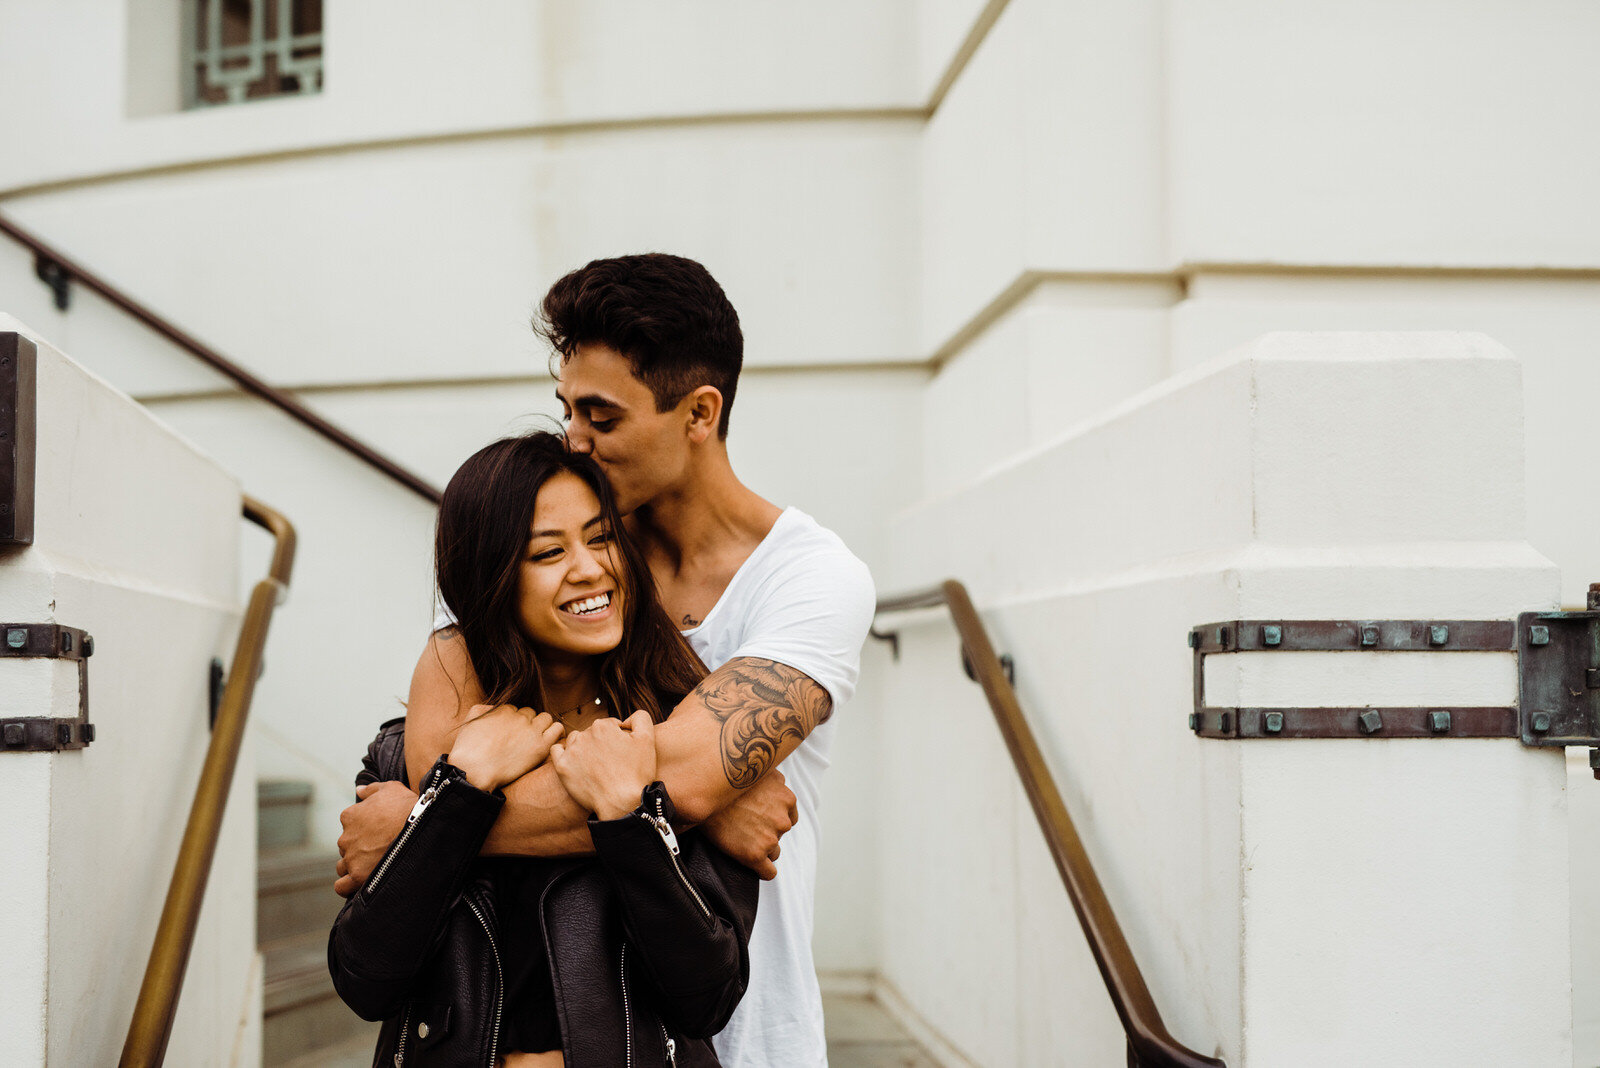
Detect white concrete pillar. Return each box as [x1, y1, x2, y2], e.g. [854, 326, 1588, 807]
[883, 331, 1568, 1066]
[0, 317, 255, 1066]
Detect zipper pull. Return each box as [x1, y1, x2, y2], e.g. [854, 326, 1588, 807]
[646, 794, 680, 855]
[406, 782, 442, 824]
[665, 1035, 677, 1065]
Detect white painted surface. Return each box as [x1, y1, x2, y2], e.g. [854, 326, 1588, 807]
[886, 332, 1567, 1065]
[0, 320, 255, 1066]
[4, 0, 1600, 1057]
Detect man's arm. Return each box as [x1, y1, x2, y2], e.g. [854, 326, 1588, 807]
[486, 655, 826, 845]
[337, 645, 812, 891]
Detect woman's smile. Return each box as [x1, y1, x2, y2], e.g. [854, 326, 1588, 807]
[519, 471, 627, 657]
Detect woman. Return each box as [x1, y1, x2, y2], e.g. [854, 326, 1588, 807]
[328, 431, 758, 1068]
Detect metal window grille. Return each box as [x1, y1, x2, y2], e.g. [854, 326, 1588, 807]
[183, 0, 323, 108]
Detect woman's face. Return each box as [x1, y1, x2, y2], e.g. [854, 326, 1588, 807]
[517, 471, 626, 659]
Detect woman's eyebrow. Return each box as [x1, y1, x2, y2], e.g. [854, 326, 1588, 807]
[529, 515, 605, 540]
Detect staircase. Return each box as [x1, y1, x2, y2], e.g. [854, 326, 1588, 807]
[257, 780, 377, 1066]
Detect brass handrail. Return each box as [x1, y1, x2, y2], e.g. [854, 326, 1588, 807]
[875, 580, 1224, 1068]
[0, 212, 442, 504]
[119, 496, 297, 1068]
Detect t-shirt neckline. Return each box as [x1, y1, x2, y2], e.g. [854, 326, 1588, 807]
[677, 506, 797, 637]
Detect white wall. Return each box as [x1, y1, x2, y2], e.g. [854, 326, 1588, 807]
[0, 318, 255, 1066]
[887, 331, 1567, 1065]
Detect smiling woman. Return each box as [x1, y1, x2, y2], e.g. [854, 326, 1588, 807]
[329, 430, 758, 1068]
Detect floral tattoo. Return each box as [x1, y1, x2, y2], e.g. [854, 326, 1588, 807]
[695, 657, 832, 789]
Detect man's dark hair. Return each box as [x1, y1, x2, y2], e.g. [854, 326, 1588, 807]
[537, 253, 744, 438]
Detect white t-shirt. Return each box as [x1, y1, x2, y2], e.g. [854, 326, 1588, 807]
[684, 508, 874, 1068]
[435, 507, 875, 1066]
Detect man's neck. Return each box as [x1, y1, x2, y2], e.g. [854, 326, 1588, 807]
[631, 450, 780, 578]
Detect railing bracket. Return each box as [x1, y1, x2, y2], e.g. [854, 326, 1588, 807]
[34, 255, 71, 311]
[0, 622, 95, 751]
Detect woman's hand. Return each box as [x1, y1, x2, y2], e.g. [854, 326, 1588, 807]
[549, 711, 658, 820]
[450, 704, 564, 792]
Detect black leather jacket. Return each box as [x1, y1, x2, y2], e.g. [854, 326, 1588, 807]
[327, 719, 759, 1068]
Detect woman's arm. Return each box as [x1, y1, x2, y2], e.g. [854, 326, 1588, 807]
[326, 756, 503, 1020]
[590, 787, 759, 1037]
[549, 714, 759, 1037]
[328, 708, 562, 1020]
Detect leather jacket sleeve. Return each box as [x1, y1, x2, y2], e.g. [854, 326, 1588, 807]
[588, 784, 760, 1039]
[326, 756, 503, 1022]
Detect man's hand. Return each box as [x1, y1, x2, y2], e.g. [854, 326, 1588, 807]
[700, 770, 797, 880]
[334, 780, 418, 897]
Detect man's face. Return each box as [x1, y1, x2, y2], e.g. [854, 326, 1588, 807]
[556, 342, 690, 514]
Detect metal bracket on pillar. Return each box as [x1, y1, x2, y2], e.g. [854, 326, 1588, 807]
[0, 623, 96, 752]
[1188, 592, 1600, 761]
[0, 332, 37, 545]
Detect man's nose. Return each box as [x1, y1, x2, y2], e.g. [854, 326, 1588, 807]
[565, 422, 594, 454]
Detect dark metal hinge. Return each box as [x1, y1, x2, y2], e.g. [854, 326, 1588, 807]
[1, 623, 95, 752]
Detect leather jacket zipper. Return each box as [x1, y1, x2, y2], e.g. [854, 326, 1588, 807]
[643, 796, 711, 920]
[465, 893, 504, 1068]
[621, 943, 633, 1068]
[394, 1004, 412, 1066]
[365, 767, 448, 895]
[660, 1022, 677, 1066]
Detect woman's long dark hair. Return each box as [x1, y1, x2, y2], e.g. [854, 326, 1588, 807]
[434, 431, 705, 721]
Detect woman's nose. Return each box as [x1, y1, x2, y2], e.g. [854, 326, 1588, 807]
[569, 544, 605, 581]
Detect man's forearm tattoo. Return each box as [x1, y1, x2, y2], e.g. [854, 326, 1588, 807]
[696, 658, 833, 789]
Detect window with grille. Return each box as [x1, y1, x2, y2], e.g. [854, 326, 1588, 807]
[183, 0, 323, 108]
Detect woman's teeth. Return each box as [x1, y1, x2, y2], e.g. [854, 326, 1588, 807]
[563, 592, 611, 616]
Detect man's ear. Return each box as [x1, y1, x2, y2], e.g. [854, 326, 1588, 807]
[683, 386, 723, 444]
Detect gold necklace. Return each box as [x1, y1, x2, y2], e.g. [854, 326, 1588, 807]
[554, 694, 604, 724]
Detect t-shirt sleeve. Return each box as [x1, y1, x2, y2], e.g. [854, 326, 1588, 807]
[728, 545, 876, 711]
[433, 601, 457, 632]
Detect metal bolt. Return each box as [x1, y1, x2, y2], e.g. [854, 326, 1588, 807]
[1590, 747, 1600, 772]
[82, 636, 93, 657]
[56, 724, 71, 746]
[1429, 625, 1449, 647]
[6, 628, 26, 649]
[1219, 712, 1232, 733]
[1262, 625, 1282, 647]
[1217, 626, 1230, 648]
[1360, 625, 1380, 647]
[59, 632, 72, 652]
[1188, 712, 1200, 731]
[1532, 711, 1552, 733]
[1264, 711, 1284, 734]
[1428, 710, 1452, 734]
[1187, 631, 1200, 649]
[1358, 710, 1383, 735]
[82, 723, 95, 742]
[1530, 625, 1550, 646]
[1589, 583, 1600, 611]
[3, 723, 23, 746]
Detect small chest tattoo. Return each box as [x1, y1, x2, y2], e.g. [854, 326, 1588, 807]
[681, 613, 701, 628]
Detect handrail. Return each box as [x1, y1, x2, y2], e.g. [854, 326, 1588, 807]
[119, 495, 297, 1068]
[0, 212, 442, 504]
[875, 580, 1224, 1068]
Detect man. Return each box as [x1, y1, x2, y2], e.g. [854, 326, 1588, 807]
[336, 253, 876, 1066]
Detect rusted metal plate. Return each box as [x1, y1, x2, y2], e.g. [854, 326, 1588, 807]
[0, 333, 36, 545]
[1192, 706, 1518, 740]
[0, 622, 94, 751]
[1189, 619, 1516, 654]
[1518, 610, 1600, 747]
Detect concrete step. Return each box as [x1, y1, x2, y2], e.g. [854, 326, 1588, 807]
[258, 779, 313, 852]
[258, 846, 342, 945]
[262, 931, 373, 1066]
